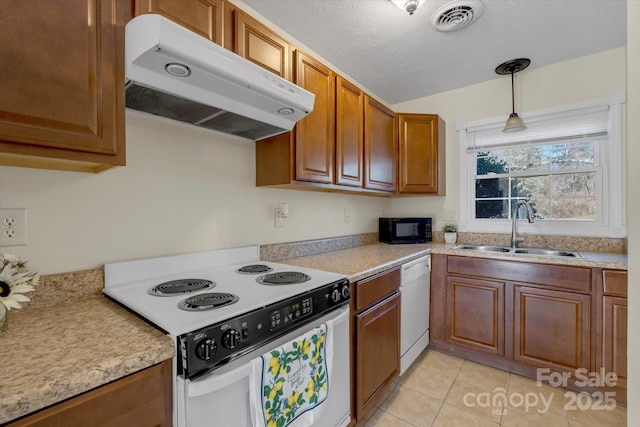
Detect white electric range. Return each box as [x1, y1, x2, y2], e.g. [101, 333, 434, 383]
[104, 246, 352, 427]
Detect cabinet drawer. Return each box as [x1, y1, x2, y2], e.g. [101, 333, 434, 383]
[603, 270, 627, 296]
[447, 256, 591, 292]
[355, 267, 400, 311]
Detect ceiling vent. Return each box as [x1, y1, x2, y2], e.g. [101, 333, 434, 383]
[430, 0, 484, 32]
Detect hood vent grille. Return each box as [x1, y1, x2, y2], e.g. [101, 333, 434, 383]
[430, 0, 484, 32]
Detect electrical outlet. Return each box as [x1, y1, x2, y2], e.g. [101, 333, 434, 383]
[344, 209, 351, 223]
[274, 208, 285, 228]
[0, 208, 27, 246]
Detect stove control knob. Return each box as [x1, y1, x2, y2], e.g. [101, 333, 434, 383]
[222, 329, 241, 349]
[196, 338, 216, 361]
[331, 289, 341, 303]
[341, 285, 350, 299]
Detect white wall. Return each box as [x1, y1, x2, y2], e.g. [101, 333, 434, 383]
[0, 112, 390, 275]
[625, 0, 639, 421]
[390, 48, 626, 230]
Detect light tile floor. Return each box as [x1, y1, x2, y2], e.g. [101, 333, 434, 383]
[357, 350, 627, 427]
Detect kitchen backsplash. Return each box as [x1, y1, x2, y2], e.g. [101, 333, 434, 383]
[435, 231, 626, 254]
[260, 232, 378, 261]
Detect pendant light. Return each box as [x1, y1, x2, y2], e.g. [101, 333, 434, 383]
[495, 58, 530, 133]
[390, 0, 425, 15]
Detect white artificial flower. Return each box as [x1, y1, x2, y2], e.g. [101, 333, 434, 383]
[0, 254, 39, 311]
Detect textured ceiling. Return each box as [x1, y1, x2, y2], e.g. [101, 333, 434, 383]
[242, 0, 627, 105]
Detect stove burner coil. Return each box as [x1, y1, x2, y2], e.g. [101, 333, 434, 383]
[148, 279, 215, 296]
[178, 293, 239, 311]
[236, 264, 273, 274]
[257, 271, 311, 285]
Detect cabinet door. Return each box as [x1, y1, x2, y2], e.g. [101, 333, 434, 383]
[513, 285, 591, 372]
[397, 113, 445, 194]
[446, 276, 505, 355]
[356, 292, 400, 420]
[364, 96, 396, 192]
[294, 51, 335, 183]
[335, 76, 364, 187]
[602, 295, 627, 386]
[233, 9, 290, 80]
[7, 360, 172, 426]
[134, 0, 223, 44]
[0, 0, 126, 173]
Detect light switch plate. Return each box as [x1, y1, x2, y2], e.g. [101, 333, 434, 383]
[443, 208, 456, 222]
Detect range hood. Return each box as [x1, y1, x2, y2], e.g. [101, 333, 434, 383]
[124, 14, 315, 140]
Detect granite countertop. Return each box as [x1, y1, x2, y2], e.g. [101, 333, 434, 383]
[276, 242, 627, 281]
[0, 294, 175, 424]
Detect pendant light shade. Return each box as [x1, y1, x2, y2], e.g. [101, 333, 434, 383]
[495, 58, 530, 133]
[503, 113, 526, 132]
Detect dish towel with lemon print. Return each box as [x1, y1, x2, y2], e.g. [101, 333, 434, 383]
[249, 320, 334, 427]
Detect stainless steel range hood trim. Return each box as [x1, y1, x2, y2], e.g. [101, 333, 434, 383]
[124, 14, 315, 140]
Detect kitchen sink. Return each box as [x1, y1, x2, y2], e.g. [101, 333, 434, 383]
[452, 244, 584, 258]
[452, 244, 511, 253]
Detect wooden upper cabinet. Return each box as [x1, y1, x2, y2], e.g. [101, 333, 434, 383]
[0, 0, 126, 173]
[335, 76, 364, 187]
[364, 96, 396, 192]
[293, 51, 335, 184]
[233, 9, 290, 80]
[397, 113, 446, 195]
[134, 0, 224, 44]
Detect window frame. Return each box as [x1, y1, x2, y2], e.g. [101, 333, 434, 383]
[456, 92, 625, 238]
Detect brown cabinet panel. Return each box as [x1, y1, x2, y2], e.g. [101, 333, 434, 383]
[294, 51, 335, 183]
[0, 0, 126, 172]
[602, 295, 627, 382]
[355, 292, 400, 420]
[513, 285, 591, 372]
[233, 9, 290, 79]
[335, 76, 364, 187]
[397, 113, 446, 194]
[134, 0, 223, 44]
[447, 256, 592, 292]
[364, 96, 396, 192]
[8, 360, 172, 426]
[446, 276, 505, 355]
[603, 269, 627, 296]
[355, 266, 400, 311]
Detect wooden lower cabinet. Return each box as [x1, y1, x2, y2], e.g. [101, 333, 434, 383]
[8, 360, 172, 426]
[350, 267, 401, 423]
[599, 269, 628, 402]
[355, 292, 400, 421]
[430, 254, 628, 402]
[445, 276, 504, 355]
[513, 285, 591, 372]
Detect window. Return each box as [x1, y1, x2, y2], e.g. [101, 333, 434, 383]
[457, 93, 625, 237]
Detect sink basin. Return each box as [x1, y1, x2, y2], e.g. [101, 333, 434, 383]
[512, 247, 584, 258]
[452, 244, 511, 253]
[452, 244, 583, 258]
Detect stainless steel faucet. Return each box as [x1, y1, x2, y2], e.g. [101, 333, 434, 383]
[511, 200, 534, 248]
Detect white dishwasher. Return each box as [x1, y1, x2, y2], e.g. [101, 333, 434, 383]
[399, 254, 431, 375]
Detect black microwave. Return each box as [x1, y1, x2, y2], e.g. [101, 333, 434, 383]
[379, 217, 432, 244]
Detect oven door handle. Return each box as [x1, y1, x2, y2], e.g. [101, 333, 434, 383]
[187, 362, 253, 397]
[186, 306, 350, 398]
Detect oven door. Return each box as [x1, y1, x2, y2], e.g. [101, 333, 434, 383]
[176, 306, 351, 427]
